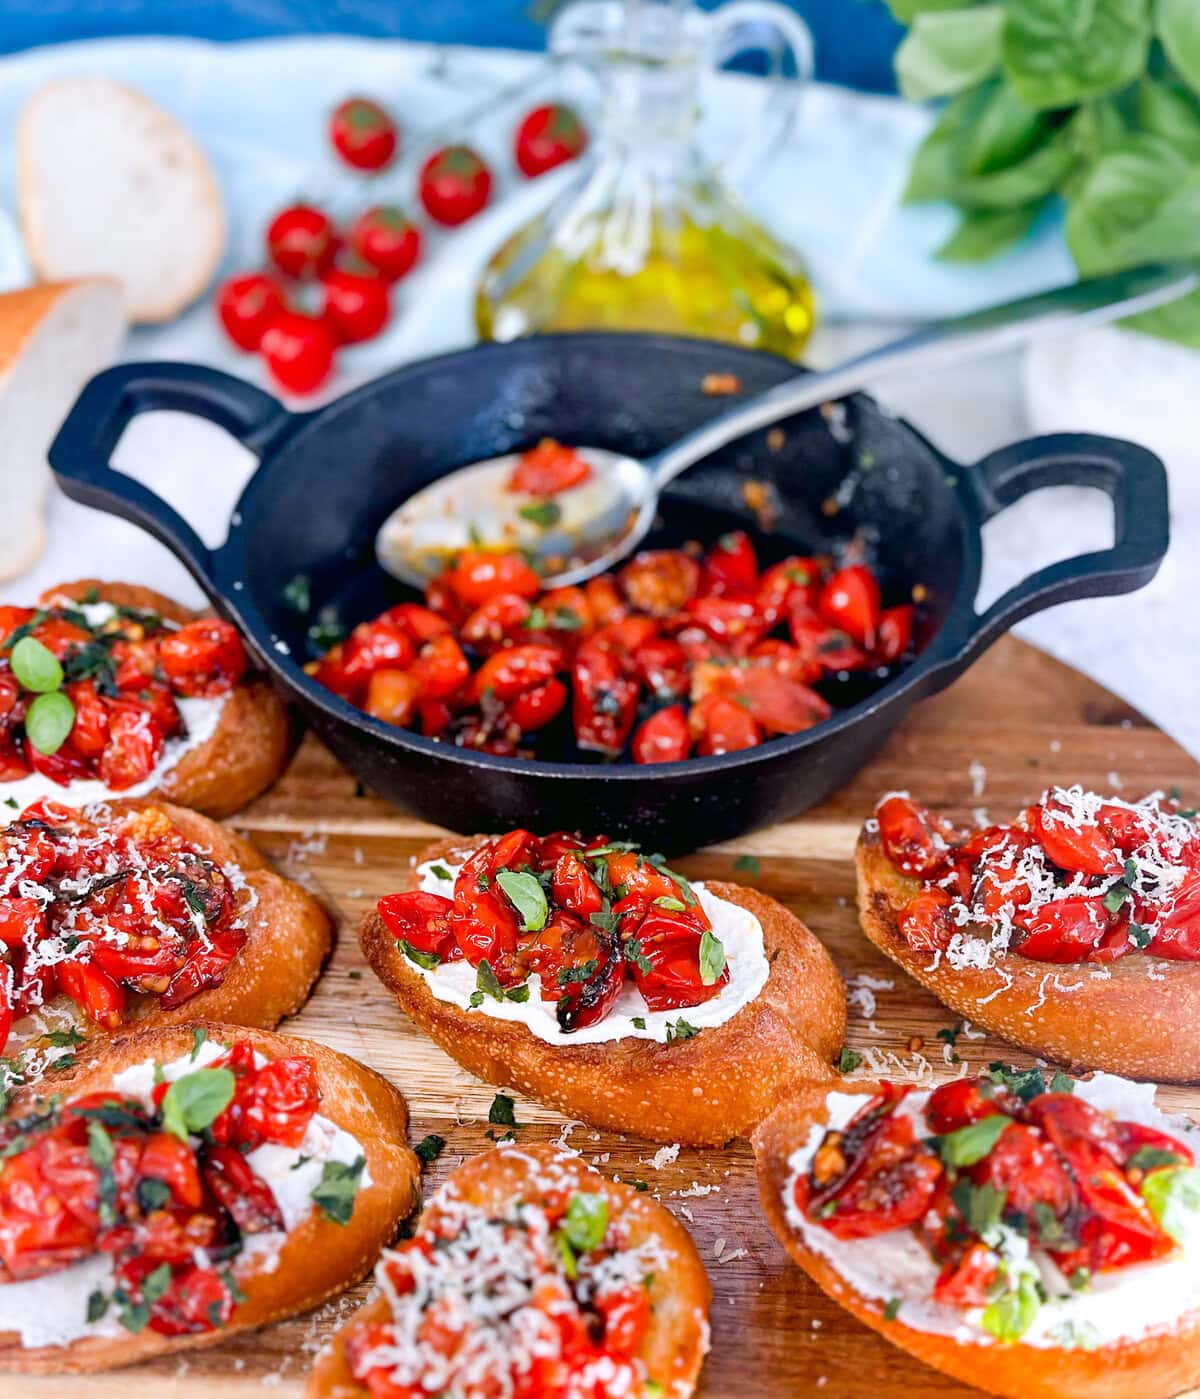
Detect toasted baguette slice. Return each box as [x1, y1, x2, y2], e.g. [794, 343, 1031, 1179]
[308, 1142, 710, 1399]
[856, 825, 1200, 1082]
[18, 78, 225, 324]
[0, 280, 126, 582]
[753, 1080, 1200, 1399]
[9, 799, 329, 1058]
[360, 835, 845, 1145]
[34, 580, 291, 818]
[0, 1021, 419, 1373]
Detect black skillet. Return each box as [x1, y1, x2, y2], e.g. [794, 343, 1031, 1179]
[48, 334, 1168, 850]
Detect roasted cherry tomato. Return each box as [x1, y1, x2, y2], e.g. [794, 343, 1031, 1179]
[447, 551, 542, 607]
[689, 693, 761, 756]
[158, 619, 247, 697]
[508, 438, 593, 496]
[818, 564, 881, 648]
[632, 705, 691, 764]
[619, 551, 700, 619]
[330, 96, 398, 171]
[1032, 796, 1123, 877]
[514, 102, 588, 177]
[877, 795, 958, 878]
[418, 144, 493, 226]
[701, 531, 759, 597]
[1015, 894, 1109, 962]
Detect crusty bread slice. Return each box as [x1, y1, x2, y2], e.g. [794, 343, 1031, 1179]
[8, 798, 330, 1060]
[308, 1142, 711, 1399]
[856, 826, 1200, 1082]
[360, 835, 846, 1145]
[753, 1082, 1200, 1399]
[0, 1021, 419, 1374]
[0, 280, 125, 581]
[40, 579, 292, 818]
[18, 78, 225, 323]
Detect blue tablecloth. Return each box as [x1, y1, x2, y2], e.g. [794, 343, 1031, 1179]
[0, 0, 904, 92]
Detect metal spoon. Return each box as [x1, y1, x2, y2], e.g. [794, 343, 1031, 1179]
[377, 263, 1196, 589]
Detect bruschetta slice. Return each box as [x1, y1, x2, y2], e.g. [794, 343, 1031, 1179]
[308, 1141, 711, 1399]
[754, 1067, 1200, 1399]
[0, 1021, 418, 1372]
[360, 830, 845, 1145]
[857, 786, 1200, 1081]
[0, 580, 289, 819]
[0, 796, 329, 1064]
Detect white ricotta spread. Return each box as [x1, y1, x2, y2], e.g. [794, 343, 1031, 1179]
[0, 1039, 367, 1349]
[783, 1074, 1200, 1349]
[412, 859, 769, 1045]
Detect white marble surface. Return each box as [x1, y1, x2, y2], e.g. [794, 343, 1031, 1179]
[0, 36, 1195, 760]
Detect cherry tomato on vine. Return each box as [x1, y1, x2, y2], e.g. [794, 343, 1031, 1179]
[348, 204, 422, 281]
[514, 102, 588, 177]
[266, 203, 337, 280]
[418, 145, 493, 226]
[216, 272, 286, 351]
[321, 266, 391, 344]
[329, 96, 398, 172]
[260, 312, 338, 395]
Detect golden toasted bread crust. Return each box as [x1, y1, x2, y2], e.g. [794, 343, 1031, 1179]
[856, 827, 1200, 1082]
[39, 580, 291, 818]
[307, 1142, 711, 1399]
[10, 800, 329, 1057]
[753, 1081, 1200, 1399]
[360, 836, 845, 1146]
[0, 1021, 420, 1373]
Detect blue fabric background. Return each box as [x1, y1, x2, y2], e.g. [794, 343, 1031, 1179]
[0, 2, 904, 91]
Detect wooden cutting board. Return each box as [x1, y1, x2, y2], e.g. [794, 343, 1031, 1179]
[10, 635, 1200, 1399]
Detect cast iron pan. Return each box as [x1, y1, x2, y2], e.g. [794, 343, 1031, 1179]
[48, 334, 1168, 850]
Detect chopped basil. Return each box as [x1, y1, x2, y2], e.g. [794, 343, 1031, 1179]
[25, 690, 75, 755]
[488, 1093, 518, 1127]
[1049, 1319, 1100, 1351]
[400, 939, 440, 971]
[290, 1154, 312, 1171]
[136, 1177, 173, 1212]
[1048, 1070, 1075, 1094]
[10, 635, 63, 693]
[221, 1268, 247, 1305]
[987, 1063, 1047, 1102]
[631, 1180, 650, 1192]
[307, 620, 347, 653]
[1129, 1145, 1186, 1171]
[936, 1114, 1011, 1167]
[190, 1027, 208, 1060]
[505, 982, 531, 1003]
[518, 500, 562, 529]
[1130, 922, 1153, 948]
[141, 1263, 172, 1305]
[882, 1297, 901, 1321]
[936, 1024, 962, 1048]
[653, 896, 686, 912]
[476, 960, 505, 1001]
[429, 863, 453, 881]
[562, 1191, 609, 1252]
[282, 573, 311, 614]
[118, 1296, 151, 1334]
[415, 1134, 446, 1164]
[468, 990, 485, 1009]
[557, 958, 599, 986]
[555, 1228, 578, 1279]
[87, 1120, 118, 1226]
[588, 909, 621, 936]
[311, 1155, 366, 1226]
[160, 1067, 236, 1142]
[1069, 1267, 1091, 1293]
[495, 870, 549, 932]
[86, 1290, 110, 1323]
[836, 1047, 863, 1074]
[665, 1019, 698, 1043]
[981, 1270, 1041, 1343]
[951, 1179, 1006, 1238]
[733, 854, 761, 877]
[1102, 881, 1132, 913]
[43, 1028, 85, 1048]
[624, 939, 654, 975]
[1141, 1165, 1200, 1244]
[698, 929, 725, 985]
[3, 798, 16, 810]
[631, 1016, 647, 1030]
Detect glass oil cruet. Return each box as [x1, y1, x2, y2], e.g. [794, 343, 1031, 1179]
[475, 0, 818, 359]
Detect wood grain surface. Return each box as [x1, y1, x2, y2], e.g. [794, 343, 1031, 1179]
[6, 636, 1198, 1399]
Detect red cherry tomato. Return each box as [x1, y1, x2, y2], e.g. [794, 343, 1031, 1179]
[377, 890, 456, 958]
[689, 693, 761, 756]
[418, 144, 493, 226]
[818, 564, 881, 648]
[896, 887, 955, 951]
[158, 619, 247, 697]
[874, 604, 914, 665]
[633, 636, 689, 699]
[1013, 895, 1110, 962]
[509, 677, 568, 732]
[926, 1077, 1012, 1134]
[551, 852, 604, 919]
[572, 643, 639, 756]
[216, 272, 286, 352]
[701, 531, 759, 597]
[348, 204, 422, 281]
[266, 203, 337, 280]
[329, 97, 398, 172]
[632, 705, 691, 764]
[594, 1285, 650, 1355]
[58, 958, 126, 1028]
[98, 701, 165, 790]
[409, 634, 471, 701]
[322, 266, 391, 344]
[447, 551, 542, 606]
[260, 312, 338, 395]
[514, 102, 588, 177]
[507, 438, 593, 496]
[619, 551, 700, 619]
[1032, 797, 1123, 876]
[933, 1242, 1001, 1307]
[686, 595, 772, 650]
[469, 644, 562, 705]
[877, 795, 958, 877]
[364, 669, 421, 726]
[629, 910, 726, 1011]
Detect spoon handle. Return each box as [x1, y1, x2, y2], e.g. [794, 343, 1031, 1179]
[644, 262, 1197, 492]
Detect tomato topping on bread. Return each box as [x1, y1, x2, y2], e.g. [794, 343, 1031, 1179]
[308, 1143, 711, 1399]
[755, 1071, 1200, 1398]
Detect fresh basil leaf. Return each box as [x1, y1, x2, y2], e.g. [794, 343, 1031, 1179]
[937, 1114, 1012, 1167]
[10, 636, 63, 693]
[699, 929, 726, 986]
[141, 1263, 173, 1305]
[1158, 0, 1200, 95]
[476, 959, 505, 1001]
[938, 201, 1043, 260]
[25, 691, 75, 755]
[495, 870, 549, 932]
[896, 7, 1005, 101]
[665, 1019, 699, 1043]
[1138, 76, 1200, 152]
[981, 1269, 1041, 1342]
[959, 79, 1050, 177]
[311, 1155, 365, 1226]
[631, 1016, 647, 1030]
[400, 939, 441, 971]
[428, 863, 453, 882]
[886, 0, 969, 21]
[505, 982, 531, 1002]
[44, 1028, 85, 1048]
[1123, 286, 1200, 348]
[1002, 0, 1151, 110]
[953, 121, 1078, 209]
[159, 1067, 236, 1142]
[562, 1191, 609, 1252]
[1141, 1164, 1200, 1243]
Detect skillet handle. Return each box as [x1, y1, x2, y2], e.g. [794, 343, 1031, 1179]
[48, 361, 291, 592]
[934, 432, 1169, 672]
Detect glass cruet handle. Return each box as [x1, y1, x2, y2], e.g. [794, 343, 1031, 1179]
[701, 0, 814, 184]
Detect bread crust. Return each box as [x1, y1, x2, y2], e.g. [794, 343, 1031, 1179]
[856, 826, 1200, 1082]
[753, 1081, 1200, 1399]
[307, 1142, 711, 1399]
[10, 799, 330, 1056]
[37, 579, 291, 818]
[360, 836, 845, 1146]
[0, 1020, 420, 1373]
